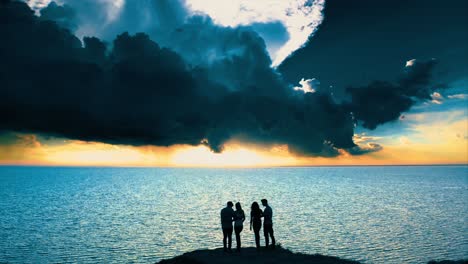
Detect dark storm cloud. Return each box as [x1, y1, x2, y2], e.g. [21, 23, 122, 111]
[1, 1, 208, 147]
[0, 1, 445, 157]
[203, 91, 356, 154]
[345, 60, 444, 129]
[347, 143, 383, 156]
[167, 15, 288, 97]
[46, 0, 288, 97]
[0, 131, 19, 146]
[39, 1, 76, 30]
[278, 0, 468, 100]
[39, 0, 287, 96]
[0, 0, 348, 156]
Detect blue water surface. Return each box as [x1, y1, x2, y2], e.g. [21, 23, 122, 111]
[0, 166, 467, 263]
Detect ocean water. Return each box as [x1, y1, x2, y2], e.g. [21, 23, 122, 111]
[0, 166, 467, 264]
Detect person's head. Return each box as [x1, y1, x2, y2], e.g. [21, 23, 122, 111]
[235, 202, 242, 210]
[251, 201, 260, 212]
[261, 199, 268, 206]
[227, 201, 233, 208]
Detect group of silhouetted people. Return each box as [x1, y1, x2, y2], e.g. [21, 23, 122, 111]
[220, 199, 275, 252]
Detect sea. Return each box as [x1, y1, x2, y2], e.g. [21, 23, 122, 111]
[0, 165, 467, 263]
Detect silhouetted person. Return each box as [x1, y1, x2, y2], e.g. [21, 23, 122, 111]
[261, 199, 275, 248]
[250, 202, 263, 249]
[234, 202, 245, 252]
[220, 201, 235, 252]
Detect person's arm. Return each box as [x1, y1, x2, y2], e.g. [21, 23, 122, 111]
[250, 212, 253, 230]
[241, 211, 245, 223]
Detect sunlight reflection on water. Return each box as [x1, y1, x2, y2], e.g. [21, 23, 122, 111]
[0, 166, 467, 263]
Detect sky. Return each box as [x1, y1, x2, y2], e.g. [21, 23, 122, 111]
[0, 0, 467, 167]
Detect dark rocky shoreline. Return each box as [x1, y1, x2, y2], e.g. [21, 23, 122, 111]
[157, 246, 360, 264]
[156, 246, 467, 264]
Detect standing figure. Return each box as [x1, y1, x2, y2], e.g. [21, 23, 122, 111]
[220, 201, 235, 252]
[261, 199, 275, 248]
[234, 202, 245, 252]
[250, 201, 263, 249]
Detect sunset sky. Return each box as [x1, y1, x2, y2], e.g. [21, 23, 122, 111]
[1, 0, 467, 167]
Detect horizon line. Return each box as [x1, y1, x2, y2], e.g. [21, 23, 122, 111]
[0, 163, 467, 169]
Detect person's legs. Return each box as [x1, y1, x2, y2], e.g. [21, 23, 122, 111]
[234, 226, 243, 251]
[269, 225, 275, 247]
[227, 227, 233, 250]
[253, 225, 261, 248]
[222, 228, 228, 250]
[263, 225, 269, 247]
[264, 224, 276, 248]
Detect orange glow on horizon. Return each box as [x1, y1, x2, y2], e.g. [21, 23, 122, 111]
[169, 144, 297, 167]
[0, 138, 466, 167]
[0, 113, 467, 168]
[43, 145, 159, 166]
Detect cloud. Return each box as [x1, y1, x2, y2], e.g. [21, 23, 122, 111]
[39, 1, 76, 30]
[0, 0, 355, 157]
[447, 93, 467, 99]
[430, 92, 443, 105]
[25, 0, 50, 11]
[26, 0, 325, 67]
[293, 78, 318, 93]
[405, 59, 416, 67]
[185, 0, 326, 66]
[162, 15, 288, 96]
[352, 133, 383, 144]
[346, 59, 445, 129]
[347, 133, 384, 155]
[34, 1, 287, 94]
[347, 142, 383, 155]
[431, 92, 442, 99]
[0, 132, 44, 162]
[0, 1, 446, 158]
